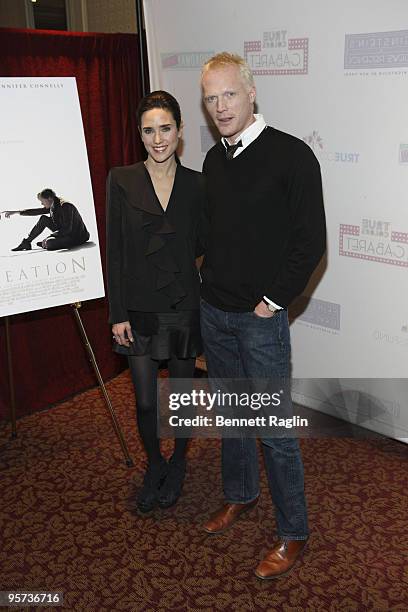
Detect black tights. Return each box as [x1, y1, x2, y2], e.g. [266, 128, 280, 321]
[128, 354, 195, 466]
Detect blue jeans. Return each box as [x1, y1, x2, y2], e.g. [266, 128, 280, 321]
[200, 299, 309, 541]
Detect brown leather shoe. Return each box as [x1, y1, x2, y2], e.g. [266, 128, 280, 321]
[254, 539, 308, 579]
[203, 499, 258, 534]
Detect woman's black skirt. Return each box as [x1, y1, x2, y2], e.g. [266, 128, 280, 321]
[113, 310, 202, 360]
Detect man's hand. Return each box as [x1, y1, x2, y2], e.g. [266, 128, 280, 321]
[112, 321, 134, 346]
[0, 210, 19, 219]
[254, 300, 276, 318]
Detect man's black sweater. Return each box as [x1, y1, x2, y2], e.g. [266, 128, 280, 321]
[201, 126, 326, 312]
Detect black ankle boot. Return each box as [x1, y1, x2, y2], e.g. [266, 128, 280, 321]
[158, 456, 186, 509]
[136, 459, 168, 513]
[11, 238, 31, 251]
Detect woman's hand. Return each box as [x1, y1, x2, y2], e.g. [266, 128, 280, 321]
[112, 321, 134, 346]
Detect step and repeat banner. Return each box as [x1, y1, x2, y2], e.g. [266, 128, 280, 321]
[144, 0, 408, 441]
[0, 77, 104, 317]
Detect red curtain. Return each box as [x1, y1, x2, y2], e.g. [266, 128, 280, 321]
[0, 28, 144, 421]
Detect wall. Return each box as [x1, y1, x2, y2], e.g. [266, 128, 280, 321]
[0, 0, 137, 33]
[0, 0, 29, 28]
[85, 0, 136, 33]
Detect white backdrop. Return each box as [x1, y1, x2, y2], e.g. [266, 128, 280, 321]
[0, 77, 104, 317]
[144, 0, 408, 441]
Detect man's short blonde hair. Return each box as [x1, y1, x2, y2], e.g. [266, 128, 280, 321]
[202, 52, 255, 90]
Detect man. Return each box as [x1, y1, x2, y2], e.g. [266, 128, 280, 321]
[2, 188, 89, 251]
[200, 52, 326, 579]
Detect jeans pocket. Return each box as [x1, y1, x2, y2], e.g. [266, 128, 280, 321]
[251, 310, 277, 321]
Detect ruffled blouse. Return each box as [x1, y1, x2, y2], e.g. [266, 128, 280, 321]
[106, 161, 205, 323]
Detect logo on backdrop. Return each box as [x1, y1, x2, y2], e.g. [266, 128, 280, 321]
[399, 144, 408, 164]
[373, 327, 408, 350]
[339, 219, 408, 267]
[161, 52, 214, 70]
[292, 297, 340, 335]
[344, 30, 408, 76]
[244, 29, 308, 75]
[303, 130, 360, 163]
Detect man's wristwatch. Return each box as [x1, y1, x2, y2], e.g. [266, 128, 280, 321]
[262, 299, 277, 313]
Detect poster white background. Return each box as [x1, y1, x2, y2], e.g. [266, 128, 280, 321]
[0, 77, 104, 317]
[144, 0, 408, 441]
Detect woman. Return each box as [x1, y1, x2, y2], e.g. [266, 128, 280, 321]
[106, 91, 205, 513]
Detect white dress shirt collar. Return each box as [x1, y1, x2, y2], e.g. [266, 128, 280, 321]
[222, 114, 267, 157]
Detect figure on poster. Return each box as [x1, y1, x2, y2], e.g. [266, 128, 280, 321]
[0, 188, 90, 251]
[106, 91, 205, 513]
[199, 53, 326, 579]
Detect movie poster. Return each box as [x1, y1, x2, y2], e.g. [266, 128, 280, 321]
[0, 77, 104, 317]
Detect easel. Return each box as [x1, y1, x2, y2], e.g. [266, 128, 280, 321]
[4, 303, 134, 467]
[4, 316, 17, 439]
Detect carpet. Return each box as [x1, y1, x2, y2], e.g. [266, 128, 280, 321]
[0, 370, 407, 611]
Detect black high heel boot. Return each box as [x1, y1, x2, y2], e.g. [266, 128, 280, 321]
[157, 456, 186, 509]
[136, 458, 168, 513]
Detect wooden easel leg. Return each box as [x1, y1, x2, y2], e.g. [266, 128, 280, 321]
[5, 316, 17, 439]
[72, 303, 134, 467]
